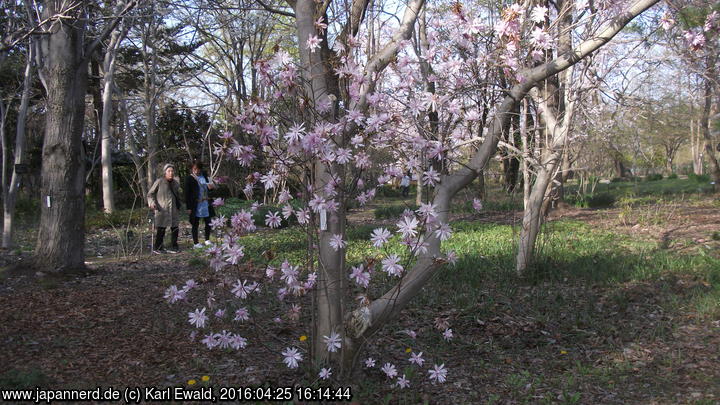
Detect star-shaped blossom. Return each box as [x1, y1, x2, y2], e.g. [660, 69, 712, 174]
[229, 334, 247, 349]
[381, 254, 403, 276]
[416, 203, 437, 219]
[329, 234, 346, 251]
[365, 358, 376, 368]
[306, 35, 322, 52]
[396, 374, 410, 388]
[531, 27, 553, 49]
[435, 223, 452, 241]
[265, 211, 282, 228]
[370, 227, 391, 247]
[188, 307, 208, 328]
[234, 307, 250, 322]
[225, 245, 245, 265]
[201, 333, 218, 349]
[282, 347, 303, 369]
[260, 171, 279, 190]
[381, 363, 398, 379]
[428, 364, 448, 383]
[443, 328, 454, 341]
[530, 5, 548, 23]
[409, 351, 425, 367]
[164, 285, 186, 303]
[319, 367, 332, 380]
[349, 265, 370, 288]
[323, 331, 342, 352]
[396, 216, 419, 238]
[422, 167, 441, 186]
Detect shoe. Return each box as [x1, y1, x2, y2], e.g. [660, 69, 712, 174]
[193, 243, 204, 249]
[204, 240, 213, 246]
[152, 248, 165, 255]
[167, 246, 180, 254]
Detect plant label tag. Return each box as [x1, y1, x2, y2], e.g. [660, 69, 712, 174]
[46, 196, 51, 208]
[320, 209, 327, 230]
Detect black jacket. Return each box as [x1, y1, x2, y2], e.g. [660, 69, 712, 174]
[184, 172, 216, 218]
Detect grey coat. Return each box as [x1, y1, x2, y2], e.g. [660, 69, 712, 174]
[147, 177, 182, 227]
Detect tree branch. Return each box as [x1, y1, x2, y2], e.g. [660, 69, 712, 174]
[257, 0, 296, 18]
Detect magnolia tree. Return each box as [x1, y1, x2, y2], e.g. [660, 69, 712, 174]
[163, 0, 661, 387]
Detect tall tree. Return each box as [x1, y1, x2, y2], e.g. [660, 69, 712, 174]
[30, 0, 137, 271]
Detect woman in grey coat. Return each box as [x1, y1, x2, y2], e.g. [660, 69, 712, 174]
[148, 163, 182, 253]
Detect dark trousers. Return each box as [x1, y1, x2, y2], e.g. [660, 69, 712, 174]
[190, 215, 212, 244]
[155, 226, 178, 249]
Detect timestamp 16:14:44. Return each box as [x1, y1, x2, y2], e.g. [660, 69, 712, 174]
[295, 386, 352, 402]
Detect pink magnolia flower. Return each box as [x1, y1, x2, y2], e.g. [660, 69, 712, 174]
[435, 223, 452, 241]
[282, 347, 303, 369]
[229, 334, 247, 349]
[314, 17, 328, 33]
[201, 333, 218, 349]
[428, 364, 448, 383]
[188, 307, 208, 328]
[422, 167, 441, 186]
[370, 227, 391, 247]
[234, 307, 250, 322]
[319, 367, 332, 380]
[212, 198, 225, 207]
[306, 35, 322, 53]
[329, 234, 346, 251]
[381, 363, 398, 379]
[396, 216, 419, 238]
[225, 245, 245, 265]
[381, 254, 404, 277]
[409, 351, 425, 367]
[164, 285, 186, 303]
[349, 265, 370, 288]
[531, 27, 553, 50]
[265, 211, 282, 228]
[323, 331, 342, 353]
[530, 5, 548, 23]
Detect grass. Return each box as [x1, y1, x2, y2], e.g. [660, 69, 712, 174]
[567, 177, 715, 202]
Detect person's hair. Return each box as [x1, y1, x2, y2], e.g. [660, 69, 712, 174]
[191, 160, 203, 171]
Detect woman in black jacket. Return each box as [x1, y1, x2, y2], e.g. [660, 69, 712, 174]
[185, 161, 216, 247]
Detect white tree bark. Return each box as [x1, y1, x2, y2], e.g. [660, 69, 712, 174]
[516, 84, 576, 274]
[2, 43, 34, 248]
[100, 20, 128, 214]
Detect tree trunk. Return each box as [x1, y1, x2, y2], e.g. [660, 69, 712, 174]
[691, 118, 704, 175]
[1, 100, 9, 224]
[293, 0, 345, 367]
[516, 166, 554, 273]
[701, 81, 720, 192]
[120, 98, 148, 199]
[2, 46, 34, 248]
[100, 26, 126, 213]
[35, 4, 89, 271]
